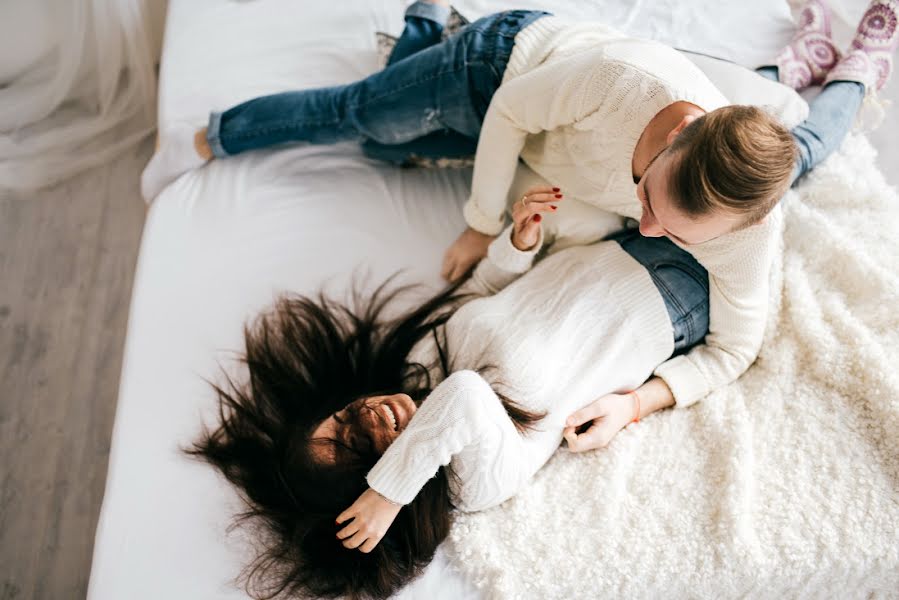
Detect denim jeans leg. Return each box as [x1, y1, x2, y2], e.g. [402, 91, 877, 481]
[609, 230, 710, 354]
[754, 66, 864, 186]
[361, 128, 478, 163]
[206, 34, 481, 158]
[206, 10, 550, 159]
[789, 80, 864, 185]
[387, 1, 451, 66]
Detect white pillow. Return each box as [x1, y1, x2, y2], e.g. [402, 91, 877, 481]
[682, 51, 809, 129]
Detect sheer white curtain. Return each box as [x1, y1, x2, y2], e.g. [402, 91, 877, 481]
[0, 0, 162, 193]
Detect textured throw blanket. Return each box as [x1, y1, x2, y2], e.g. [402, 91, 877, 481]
[444, 132, 899, 599]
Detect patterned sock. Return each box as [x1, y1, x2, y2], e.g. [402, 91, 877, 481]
[825, 0, 899, 92]
[773, 0, 842, 90]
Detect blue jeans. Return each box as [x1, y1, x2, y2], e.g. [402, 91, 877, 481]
[756, 66, 865, 186]
[206, 4, 863, 354]
[609, 230, 710, 354]
[206, 7, 551, 159]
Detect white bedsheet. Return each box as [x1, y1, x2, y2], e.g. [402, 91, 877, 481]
[88, 1, 799, 598]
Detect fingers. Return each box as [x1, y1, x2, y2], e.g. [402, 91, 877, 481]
[511, 200, 558, 235]
[563, 427, 578, 448]
[441, 250, 467, 282]
[524, 191, 563, 204]
[565, 427, 592, 453]
[447, 255, 475, 282]
[565, 401, 605, 428]
[336, 506, 354, 525]
[525, 185, 561, 197]
[338, 521, 385, 551]
[565, 421, 614, 452]
[336, 519, 359, 540]
[512, 192, 563, 214]
[512, 191, 562, 228]
[342, 529, 369, 550]
[514, 214, 542, 250]
[442, 229, 492, 282]
[512, 200, 558, 223]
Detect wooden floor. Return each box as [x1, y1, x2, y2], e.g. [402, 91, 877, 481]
[0, 139, 150, 600]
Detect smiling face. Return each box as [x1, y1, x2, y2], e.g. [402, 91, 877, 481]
[309, 393, 418, 464]
[635, 147, 743, 246]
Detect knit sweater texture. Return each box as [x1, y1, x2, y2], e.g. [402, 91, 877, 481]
[366, 226, 672, 508]
[462, 16, 782, 407]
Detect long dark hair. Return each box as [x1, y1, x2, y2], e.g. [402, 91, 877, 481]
[188, 275, 543, 600]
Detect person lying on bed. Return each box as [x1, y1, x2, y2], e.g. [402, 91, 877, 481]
[149, 0, 898, 443]
[190, 184, 712, 600]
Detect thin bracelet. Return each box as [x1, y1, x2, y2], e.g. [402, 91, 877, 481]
[628, 390, 641, 424]
[372, 488, 402, 507]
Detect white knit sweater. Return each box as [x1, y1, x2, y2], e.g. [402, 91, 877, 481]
[366, 226, 673, 509]
[461, 16, 781, 407]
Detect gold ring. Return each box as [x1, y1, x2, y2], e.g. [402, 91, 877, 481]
[520, 195, 528, 208]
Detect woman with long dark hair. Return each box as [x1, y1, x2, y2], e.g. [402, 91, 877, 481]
[151, 0, 898, 454]
[191, 185, 709, 599]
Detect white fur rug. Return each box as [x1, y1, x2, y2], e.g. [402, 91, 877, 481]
[444, 132, 899, 599]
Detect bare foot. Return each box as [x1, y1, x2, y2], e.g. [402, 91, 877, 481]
[194, 128, 214, 160]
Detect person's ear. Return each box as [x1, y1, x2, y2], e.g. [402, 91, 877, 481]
[665, 114, 698, 145]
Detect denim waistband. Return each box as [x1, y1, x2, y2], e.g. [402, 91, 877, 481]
[609, 229, 710, 353]
[468, 10, 552, 79]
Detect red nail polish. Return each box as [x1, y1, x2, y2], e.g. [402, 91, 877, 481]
[552, 187, 560, 192]
[555, 194, 562, 198]
[534, 214, 542, 222]
[551, 205, 558, 210]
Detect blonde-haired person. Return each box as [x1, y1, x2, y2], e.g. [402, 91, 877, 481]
[143, 0, 899, 438]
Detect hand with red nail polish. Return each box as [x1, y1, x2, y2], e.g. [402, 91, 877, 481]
[510, 185, 561, 251]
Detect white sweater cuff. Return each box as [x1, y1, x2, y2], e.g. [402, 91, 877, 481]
[487, 224, 543, 273]
[366, 459, 437, 506]
[463, 198, 507, 236]
[653, 354, 710, 408]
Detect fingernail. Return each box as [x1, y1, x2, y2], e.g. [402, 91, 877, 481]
[533, 214, 542, 223]
[555, 194, 562, 198]
[552, 187, 560, 192]
[550, 205, 557, 210]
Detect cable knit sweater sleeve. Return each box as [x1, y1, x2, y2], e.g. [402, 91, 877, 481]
[462, 55, 620, 235]
[459, 223, 544, 297]
[365, 370, 520, 506]
[365, 228, 543, 505]
[653, 208, 782, 407]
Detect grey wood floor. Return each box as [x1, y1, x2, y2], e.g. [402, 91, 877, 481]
[0, 80, 896, 600]
[0, 139, 150, 600]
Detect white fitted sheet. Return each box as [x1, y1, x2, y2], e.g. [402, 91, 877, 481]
[89, 1, 798, 598]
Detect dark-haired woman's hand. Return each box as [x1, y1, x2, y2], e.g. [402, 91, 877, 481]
[336, 488, 403, 553]
[510, 185, 562, 251]
[562, 392, 633, 452]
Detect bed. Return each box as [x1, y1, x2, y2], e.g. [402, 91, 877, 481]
[87, 1, 899, 598]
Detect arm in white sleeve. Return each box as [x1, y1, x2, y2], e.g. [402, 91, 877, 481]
[456, 223, 544, 298]
[653, 212, 780, 406]
[365, 370, 521, 505]
[462, 55, 613, 235]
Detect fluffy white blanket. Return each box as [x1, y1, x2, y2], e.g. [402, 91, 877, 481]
[444, 132, 899, 599]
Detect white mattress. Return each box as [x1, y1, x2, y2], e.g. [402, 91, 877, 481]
[88, 1, 797, 598]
